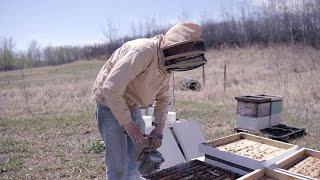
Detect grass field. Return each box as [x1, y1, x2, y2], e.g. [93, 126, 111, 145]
[1, 45, 320, 179]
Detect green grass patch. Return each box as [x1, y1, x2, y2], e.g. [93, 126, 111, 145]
[0, 156, 22, 173]
[0, 137, 28, 154]
[89, 139, 105, 154]
[175, 100, 237, 140]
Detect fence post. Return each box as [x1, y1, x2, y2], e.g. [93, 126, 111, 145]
[21, 71, 31, 115]
[202, 66, 205, 88]
[224, 64, 227, 93]
[172, 71, 175, 111]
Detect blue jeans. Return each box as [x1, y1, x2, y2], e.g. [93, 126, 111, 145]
[95, 103, 144, 180]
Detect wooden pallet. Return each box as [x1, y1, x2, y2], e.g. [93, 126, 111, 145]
[261, 124, 306, 142]
[235, 124, 306, 143]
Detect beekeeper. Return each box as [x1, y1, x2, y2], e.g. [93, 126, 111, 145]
[93, 22, 207, 180]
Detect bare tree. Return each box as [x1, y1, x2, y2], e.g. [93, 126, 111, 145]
[43, 46, 55, 65]
[130, 22, 137, 38]
[27, 40, 41, 66]
[137, 21, 144, 37]
[104, 18, 119, 56]
[0, 37, 15, 70]
[143, 17, 157, 38]
[104, 18, 118, 44]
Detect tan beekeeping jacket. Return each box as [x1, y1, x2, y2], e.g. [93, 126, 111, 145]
[92, 22, 202, 128]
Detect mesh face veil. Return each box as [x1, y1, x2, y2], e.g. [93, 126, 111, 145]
[162, 40, 207, 72]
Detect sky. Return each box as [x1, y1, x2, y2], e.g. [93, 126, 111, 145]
[0, 0, 262, 51]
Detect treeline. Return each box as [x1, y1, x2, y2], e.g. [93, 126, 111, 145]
[0, 19, 166, 71]
[1, 0, 320, 71]
[202, 0, 320, 48]
[0, 38, 114, 71]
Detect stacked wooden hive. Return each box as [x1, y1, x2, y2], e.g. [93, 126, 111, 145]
[235, 95, 283, 131]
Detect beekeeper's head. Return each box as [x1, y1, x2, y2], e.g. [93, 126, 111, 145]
[160, 22, 207, 72]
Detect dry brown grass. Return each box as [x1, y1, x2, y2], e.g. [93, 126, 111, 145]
[0, 45, 320, 179]
[174, 44, 320, 149]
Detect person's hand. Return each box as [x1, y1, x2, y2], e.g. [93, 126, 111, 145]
[123, 121, 144, 147]
[149, 128, 163, 149]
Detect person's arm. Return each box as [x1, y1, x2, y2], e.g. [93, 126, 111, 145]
[101, 49, 152, 145]
[153, 75, 170, 131]
[102, 49, 151, 125]
[149, 75, 171, 148]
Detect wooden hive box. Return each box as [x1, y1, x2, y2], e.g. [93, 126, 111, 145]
[274, 148, 320, 180]
[236, 95, 272, 117]
[258, 95, 283, 126]
[235, 95, 283, 130]
[199, 133, 299, 172]
[237, 167, 306, 180]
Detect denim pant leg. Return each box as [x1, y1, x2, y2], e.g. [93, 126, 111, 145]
[96, 104, 128, 180]
[127, 107, 145, 179]
[95, 104, 144, 180]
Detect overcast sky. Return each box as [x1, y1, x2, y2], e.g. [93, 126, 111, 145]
[0, 0, 262, 51]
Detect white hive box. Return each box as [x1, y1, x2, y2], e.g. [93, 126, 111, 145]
[171, 120, 205, 160]
[203, 156, 251, 175]
[146, 107, 154, 116]
[236, 114, 270, 131]
[142, 116, 153, 130]
[166, 112, 176, 125]
[199, 133, 299, 171]
[156, 126, 185, 169]
[140, 107, 147, 116]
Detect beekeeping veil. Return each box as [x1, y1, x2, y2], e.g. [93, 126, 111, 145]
[159, 22, 207, 72]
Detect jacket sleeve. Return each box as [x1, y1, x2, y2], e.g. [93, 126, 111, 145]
[153, 75, 171, 130]
[101, 49, 152, 126]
